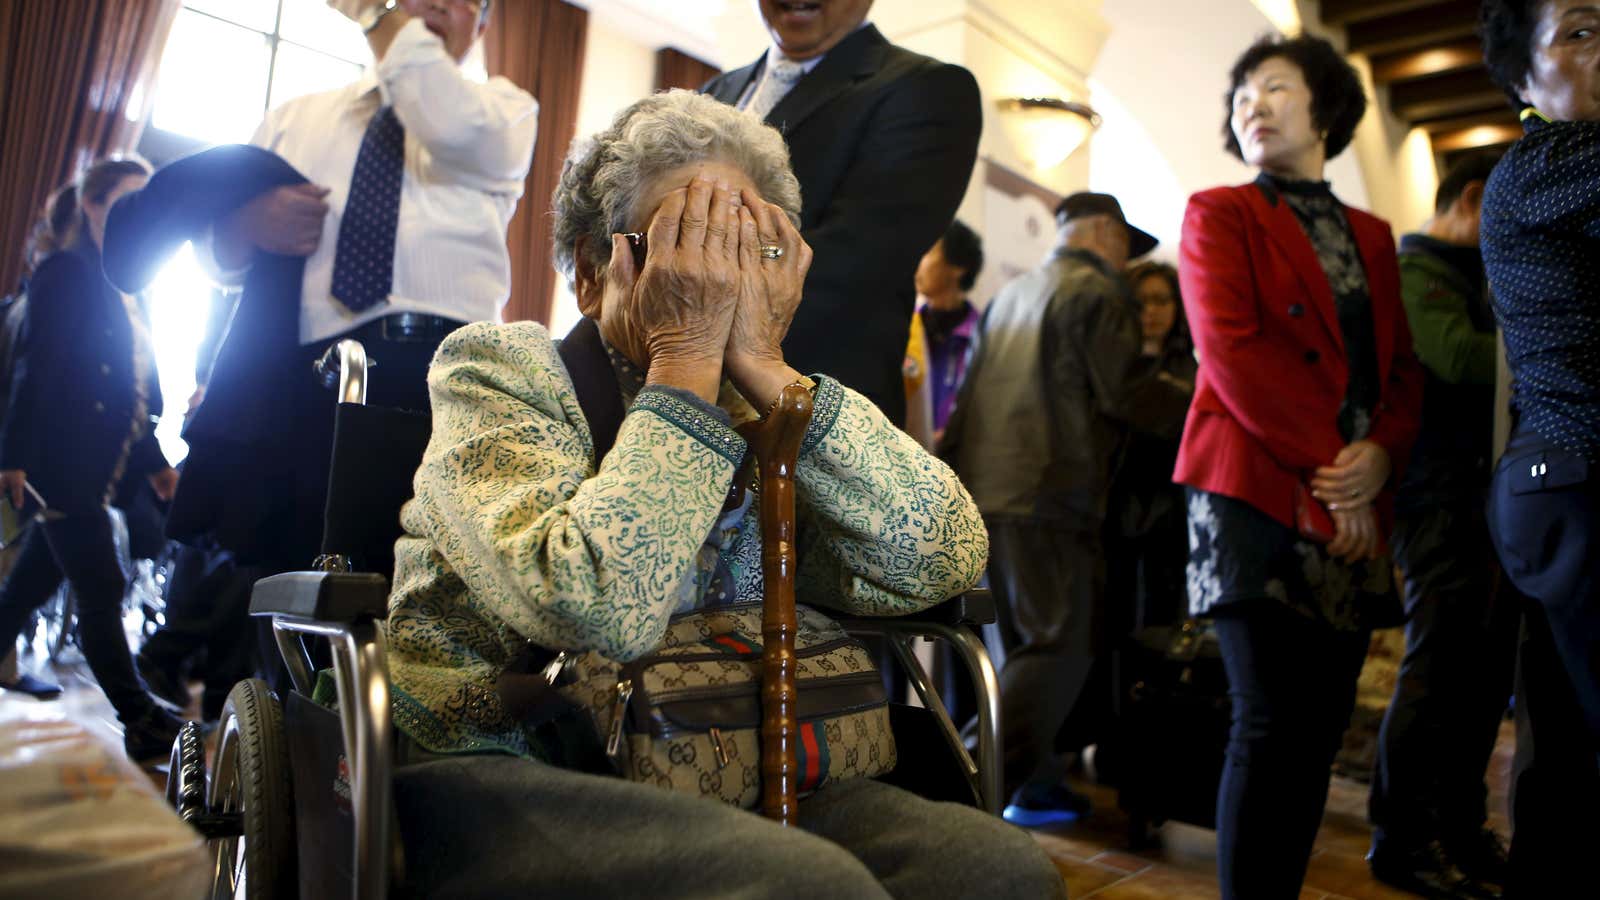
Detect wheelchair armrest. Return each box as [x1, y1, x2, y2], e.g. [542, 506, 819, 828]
[836, 589, 994, 633]
[893, 589, 994, 629]
[248, 571, 391, 623]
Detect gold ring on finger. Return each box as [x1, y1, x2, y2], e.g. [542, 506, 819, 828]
[759, 244, 784, 260]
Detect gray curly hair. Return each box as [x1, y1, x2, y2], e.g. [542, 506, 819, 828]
[551, 89, 803, 281]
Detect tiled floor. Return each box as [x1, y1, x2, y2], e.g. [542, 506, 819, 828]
[5, 624, 1514, 899]
[1029, 722, 1515, 899]
[4, 622, 134, 754]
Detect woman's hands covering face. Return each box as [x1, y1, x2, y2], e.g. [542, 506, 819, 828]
[604, 174, 812, 407]
[619, 174, 743, 369]
[726, 188, 813, 370]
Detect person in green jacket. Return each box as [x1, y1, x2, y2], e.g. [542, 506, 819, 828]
[1367, 152, 1516, 900]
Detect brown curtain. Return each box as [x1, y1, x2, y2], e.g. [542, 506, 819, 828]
[485, 0, 589, 326]
[655, 47, 719, 93]
[0, 0, 179, 294]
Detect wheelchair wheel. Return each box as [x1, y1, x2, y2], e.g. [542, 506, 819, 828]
[209, 679, 295, 900]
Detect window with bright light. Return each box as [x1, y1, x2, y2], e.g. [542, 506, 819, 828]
[150, 0, 369, 145]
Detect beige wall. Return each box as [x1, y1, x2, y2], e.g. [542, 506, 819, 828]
[1088, 0, 1369, 263]
[549, 12, 659, 338]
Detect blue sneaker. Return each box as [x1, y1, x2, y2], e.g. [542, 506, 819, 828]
[1002, 782, 1092, 827]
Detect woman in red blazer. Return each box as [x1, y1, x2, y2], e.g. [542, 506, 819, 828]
[1175, 35, 1421, 899]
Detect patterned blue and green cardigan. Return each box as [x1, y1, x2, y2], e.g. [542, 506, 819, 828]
[386, 321, 989, 757]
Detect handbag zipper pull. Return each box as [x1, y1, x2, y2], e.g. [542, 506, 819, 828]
[709, 727, 730, 769]
[606, 679, 634, 759]
[540, 650, 569, 685]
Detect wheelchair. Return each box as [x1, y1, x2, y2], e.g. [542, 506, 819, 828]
[168, 339, 1005, 900]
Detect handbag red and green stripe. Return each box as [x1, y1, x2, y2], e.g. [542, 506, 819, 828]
[708, 633, 757, 656]
[796, 721, 831, 793]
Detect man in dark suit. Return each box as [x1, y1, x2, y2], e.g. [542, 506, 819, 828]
[702, 0, 982, 424]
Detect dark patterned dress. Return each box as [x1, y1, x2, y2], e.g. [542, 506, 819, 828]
[1185, 176, 1401, 632]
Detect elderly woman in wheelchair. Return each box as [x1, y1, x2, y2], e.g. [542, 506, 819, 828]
[374, 90, 1062, 898]
[185, 88, 1056, 899]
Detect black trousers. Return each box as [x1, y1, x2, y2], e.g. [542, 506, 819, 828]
[137, 541, 259, 720]
[1369, 501, 1519, 839]
[1213, 601, 1369, 900]
[0, 512, 153, 723]
[1487, 450, 1600, 896]
[984, 516, 1102, 797]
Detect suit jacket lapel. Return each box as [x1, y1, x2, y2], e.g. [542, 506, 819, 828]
[764, 24, 887, 134]
[712, 59, 761, 107]
[1246, 180, 1344, 352]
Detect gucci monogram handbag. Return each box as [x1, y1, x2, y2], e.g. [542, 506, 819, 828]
[558, 601, 897, 808]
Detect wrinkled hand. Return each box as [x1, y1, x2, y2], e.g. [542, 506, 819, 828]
[726, 189, 811, 367]
[1312, 440, 1392, 511]
[1326, 504, 1380, 563]
[0, 469, 24, 510]
[614, 175, 742, 398]
[148, 467, 179, 502]
[216, 184, 331, 266]
[725, 189, 813, 408]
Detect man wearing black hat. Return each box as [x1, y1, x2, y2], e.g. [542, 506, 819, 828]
[941, 192, 1191, 826]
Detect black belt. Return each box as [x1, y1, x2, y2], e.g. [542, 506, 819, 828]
[353, 312, 465, 344]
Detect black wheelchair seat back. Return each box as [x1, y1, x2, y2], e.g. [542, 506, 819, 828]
[320, 402, 432, 581]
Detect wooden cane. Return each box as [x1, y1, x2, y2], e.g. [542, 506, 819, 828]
[737, 381, 813, 826]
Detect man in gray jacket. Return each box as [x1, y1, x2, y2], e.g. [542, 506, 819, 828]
[942, 193, 1191, 826]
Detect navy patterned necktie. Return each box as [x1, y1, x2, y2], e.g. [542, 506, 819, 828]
[331, 106, 405, 313]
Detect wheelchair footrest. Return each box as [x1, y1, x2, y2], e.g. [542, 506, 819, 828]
[170, 721, 245, 839]
[187, 812, 245, 840]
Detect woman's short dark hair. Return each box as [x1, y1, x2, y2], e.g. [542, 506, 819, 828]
[1480, 0, 1539, 107]
[941, 218, 984, 292]
[1221, 33, 1367, 162]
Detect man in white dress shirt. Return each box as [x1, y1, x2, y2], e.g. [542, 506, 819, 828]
[212, 0, 536, 398]
[189, 0, 536, 573]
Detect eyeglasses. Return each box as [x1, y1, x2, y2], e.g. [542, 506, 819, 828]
[622, 232, 647, 269]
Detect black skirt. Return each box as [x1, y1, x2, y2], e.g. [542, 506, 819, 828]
[1185, 488, 1401, 632]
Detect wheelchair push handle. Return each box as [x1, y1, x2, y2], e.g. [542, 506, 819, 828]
[736, 381, 813, 827]
[314, 339, 370, 405]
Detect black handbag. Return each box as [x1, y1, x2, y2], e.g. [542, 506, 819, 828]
[1096, 621, 1231, 845]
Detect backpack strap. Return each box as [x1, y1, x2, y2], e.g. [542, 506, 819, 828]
[556, 316, 625, 467]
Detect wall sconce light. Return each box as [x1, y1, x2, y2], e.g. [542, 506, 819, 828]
[995, 97, 1102, 171]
